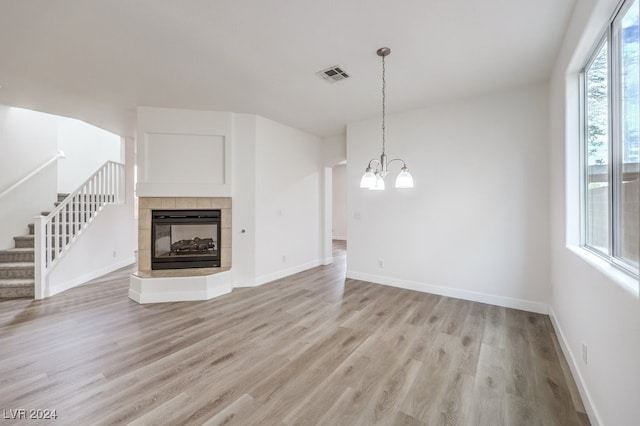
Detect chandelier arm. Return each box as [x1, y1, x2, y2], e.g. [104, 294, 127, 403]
[387, 158, 408, 168]
[367, 159, 382, 171]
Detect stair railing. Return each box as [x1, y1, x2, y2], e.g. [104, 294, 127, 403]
[34, 161, 125, 299]
[0, 150, 65, 200]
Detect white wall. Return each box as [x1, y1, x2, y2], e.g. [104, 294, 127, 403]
[57, 117, 121, 193]
[231, 113, 257, 286]
[549, 0, 640, 425]
[0, 105, 58, 249]
[254, 116, 323, 283]
[323, 133, 347, 166]
[46, 204, 136, 297]
[332, 164, 347, 240]
[347, 83, 550, 313]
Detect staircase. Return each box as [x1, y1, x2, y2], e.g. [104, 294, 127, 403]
[0, 193, 69, 298]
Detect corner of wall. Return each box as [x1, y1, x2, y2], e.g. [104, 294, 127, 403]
[548, 306, 603, 426]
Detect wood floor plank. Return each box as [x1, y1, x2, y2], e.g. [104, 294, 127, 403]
[354, 358, 422, 425]
[201, 393, 262, 426]
[0, 241, 590, 425]
[281, 337, 376, 425]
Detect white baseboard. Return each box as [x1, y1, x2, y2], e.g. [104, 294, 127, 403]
[128, 288, 210, 304]
[47, 257, 136, 297]
[240, 259, 324, 288]
[322, 257, 334, 266]
[232, 279, 258, 288]
[345, 270, 548, 314]
[548, 307, 601, 426]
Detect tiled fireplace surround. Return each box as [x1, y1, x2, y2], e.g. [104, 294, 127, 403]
[137, 196, 232, 271]
[129, 196, 232, 304]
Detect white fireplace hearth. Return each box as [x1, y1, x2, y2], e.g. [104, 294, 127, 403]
[129, 196, 232, 304]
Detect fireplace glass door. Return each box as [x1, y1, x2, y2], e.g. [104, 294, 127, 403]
[151, 210, 221, 269]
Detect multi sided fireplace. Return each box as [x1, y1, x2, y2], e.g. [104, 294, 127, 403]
[151, 209, 221, 270]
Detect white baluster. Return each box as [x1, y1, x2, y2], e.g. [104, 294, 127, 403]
[61, 201, 67, 248]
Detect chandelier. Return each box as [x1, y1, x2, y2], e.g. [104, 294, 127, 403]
[360, 47, 414, 190]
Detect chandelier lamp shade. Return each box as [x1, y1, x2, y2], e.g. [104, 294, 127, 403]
[360, 47, 414, 190]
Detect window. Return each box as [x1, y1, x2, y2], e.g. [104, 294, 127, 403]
[581, 0, 639, 276]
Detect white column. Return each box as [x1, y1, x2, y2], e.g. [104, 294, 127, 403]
[33, 215, 47, 299]
[321, 167, 333, 265]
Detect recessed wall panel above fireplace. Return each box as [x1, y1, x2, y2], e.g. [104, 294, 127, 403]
[136, 107, 233, 198]
[145, 133, 225, 184]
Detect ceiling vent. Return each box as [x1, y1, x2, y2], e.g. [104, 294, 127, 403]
[316, 65, 350, 83]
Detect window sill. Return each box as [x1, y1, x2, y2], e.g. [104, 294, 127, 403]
[567, 246, 639, 298]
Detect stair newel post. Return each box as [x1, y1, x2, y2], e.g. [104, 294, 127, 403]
[105, 164, 110, 203]
[61, 201, 67, 247]
[116, 162, 120, 203]
[54, 211, 60, 261]
[119, 163, 125, 204]
[114, 162, 119, 203]
[112, 162, 116, 202]
[33, 215, 47, 300]
[112, 162, 117, 203]
[113, 163, 117, 203]
[110, 162, 114, 203]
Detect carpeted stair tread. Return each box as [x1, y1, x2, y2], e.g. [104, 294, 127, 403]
[0, 262, 34, 280]
[0, 249, 35, 262]
[0, 279, 35, 298]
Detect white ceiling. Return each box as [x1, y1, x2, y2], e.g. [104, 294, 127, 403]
[0, 0, 576, 138]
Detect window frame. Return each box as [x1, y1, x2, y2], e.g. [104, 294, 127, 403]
[579, 0, 639, 278]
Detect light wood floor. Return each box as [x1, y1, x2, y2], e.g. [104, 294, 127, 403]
[0, 241, 589, 425]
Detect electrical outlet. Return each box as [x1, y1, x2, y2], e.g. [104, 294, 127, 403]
[112, 250, 117, 258]
[582, 344, 588, 364]
[282, 255, 286, 263]
[378, 259, 384, 268]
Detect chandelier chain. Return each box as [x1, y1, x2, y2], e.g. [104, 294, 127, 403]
[381, 53, 386, 155]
